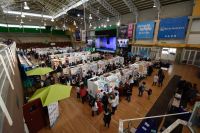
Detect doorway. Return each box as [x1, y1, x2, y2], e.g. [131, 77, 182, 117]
[182, 49, 200, 67]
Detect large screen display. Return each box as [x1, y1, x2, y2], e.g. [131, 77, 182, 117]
[117, 39, 129, 47]
[95, 37, 116, 52]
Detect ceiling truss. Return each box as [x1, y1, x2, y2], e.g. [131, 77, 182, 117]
[96, 0, 120, 18]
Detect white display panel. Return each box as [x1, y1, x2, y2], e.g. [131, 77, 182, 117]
[48, 102, 59, 127]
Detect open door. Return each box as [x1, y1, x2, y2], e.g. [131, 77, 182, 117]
[23, 99, 46, 133]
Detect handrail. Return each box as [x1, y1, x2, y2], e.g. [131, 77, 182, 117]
[119, 112, 192, 133]
[0, 42, 16, 127]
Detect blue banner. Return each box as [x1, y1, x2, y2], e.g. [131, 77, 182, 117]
[135, 21, 155, 40]
[158, 16, 188, 39]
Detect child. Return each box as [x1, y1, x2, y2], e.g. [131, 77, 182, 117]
[147, 88, 152, 99]
[152, 74, 158, 86]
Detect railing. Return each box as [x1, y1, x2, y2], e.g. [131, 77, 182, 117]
[119, 112, 193, 133]
[0, 42, 16, 132]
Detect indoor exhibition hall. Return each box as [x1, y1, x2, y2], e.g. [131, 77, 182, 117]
[0, 0, 200, 133]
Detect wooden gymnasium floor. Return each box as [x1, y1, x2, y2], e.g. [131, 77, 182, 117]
[38, 64, 200, 133]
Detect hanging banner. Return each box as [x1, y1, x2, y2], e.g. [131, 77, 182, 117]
[81, 30, 86, 42]
[135, 21, 155, 40]
[158, 16, 189, 39]
[75, 30, 81, 41]
[128, 23, 134, 38]
[47, 102, 59, 127]
[118, 25, 128, 38]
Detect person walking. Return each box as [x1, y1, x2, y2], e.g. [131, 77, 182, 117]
[147, 88, 152, 99]
[92, 99, 99, 116]
[126, 87, 132, 102]
[138, 82, 146, 97]
[152, 74, 158, 86]
[103, 108, 112, 128]
[158, 73, 165, 87]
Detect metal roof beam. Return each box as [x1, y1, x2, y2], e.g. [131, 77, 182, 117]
[85, 1, 105, 19]
[122, 0, 138, 16]
[96, 0, 120, 17]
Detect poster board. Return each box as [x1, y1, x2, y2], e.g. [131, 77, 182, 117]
[47, 102, 59, 127]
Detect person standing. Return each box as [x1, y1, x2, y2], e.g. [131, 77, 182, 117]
[80, 84, 87, 104]
[126, 87, 132, 102]
[76, 85, 80, 99]
[109, 93, 119, 115]
[152, 74, 158, 86]
[101, 92, 108, 111]
[103, 108, 112, 128]
[158, 73, 165, 87]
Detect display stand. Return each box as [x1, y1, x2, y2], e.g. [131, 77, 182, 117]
[47, 102, 59, 127]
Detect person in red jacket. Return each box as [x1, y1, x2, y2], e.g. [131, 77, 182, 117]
[80, 84, 87, 104]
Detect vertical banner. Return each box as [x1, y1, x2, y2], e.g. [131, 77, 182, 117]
[118, 25, 128, 38]
[75, 30, 81, 41]
[81, 30, 86, 42]
[128, 23, 134, 38]
[48, 102, 59, 127]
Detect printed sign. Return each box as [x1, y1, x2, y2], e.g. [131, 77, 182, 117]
[158, 16, 189, 39]
[128, 23, 134, 38]
[75, 30, 81, 41]
[48, 102, 59, 127]
[118, 25, 128, 38]
[135, 21, 155, 40]
[81, 30, 86, 42]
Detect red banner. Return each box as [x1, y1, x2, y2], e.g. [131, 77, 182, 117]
[128, 23, 133, 38]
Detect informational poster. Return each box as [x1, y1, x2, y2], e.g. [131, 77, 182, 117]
[158, 16, 189, 39]
[47, 102, 59, 127]
[128, 23, 134, 38]
[81, 30, 86, 42]
[118, 25, 128, 38]
[135, 21, 155, 40]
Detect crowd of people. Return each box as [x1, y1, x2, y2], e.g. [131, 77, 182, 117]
[20, 48, 171, 129]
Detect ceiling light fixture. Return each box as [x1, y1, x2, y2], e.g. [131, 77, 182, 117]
[20, 19, 24, 24]
[51, 18, 54, 22]
[21, 13, 25, 18]
[54, 0, 89, 18]
[116, 20, 120, 26]
[24, 2, 30, 10]
[3, 10, 52, 19]
[153, 1, 156, 8]
[77, 14, 80, 17]
[89, 14, 92, 20]
[89, 23, 92, 27]
[107, 17, 110, 22]
[81, 17, 83, 20]
[73, 21, 76, 26]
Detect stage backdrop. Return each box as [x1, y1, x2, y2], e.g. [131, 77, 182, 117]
[135, 21, 155, 40]
[158, 16, 189, 39]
